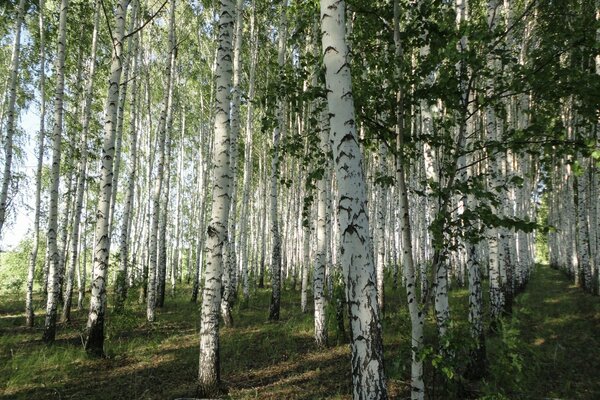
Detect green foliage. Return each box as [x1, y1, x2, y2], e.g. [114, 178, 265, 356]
[0, 240, 30, 294]
[481, 318, 525, 397]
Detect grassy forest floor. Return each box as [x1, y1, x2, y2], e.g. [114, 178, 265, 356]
[0, 264, 599, 399]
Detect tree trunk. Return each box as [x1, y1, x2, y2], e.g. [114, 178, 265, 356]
[198, 0, 234, 395]
[394, 1, 424, 398]
[147, 0, 176, 321]
[26, 0, 45, 328]
[268, 0, 288, 322]
[115, 3, 140, 311]
[221, 0, 244, 326]
[42, 0, 69, 344]
[84, 0, 130, 356]
[0, 0, 25, 235]
[62, 0, 101, 323]
[321, 0, 387, 397]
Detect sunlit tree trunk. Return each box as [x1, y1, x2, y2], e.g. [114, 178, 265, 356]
[84, 0, 130, 356]
[321, 0, 387, 397]
[198, 0, 234, 395]
[42, 0, 69, 344]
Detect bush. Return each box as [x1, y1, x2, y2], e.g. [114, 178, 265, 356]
[0, 237, 46, 295]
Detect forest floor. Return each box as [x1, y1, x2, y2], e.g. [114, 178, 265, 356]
[0, 264, 599, 399]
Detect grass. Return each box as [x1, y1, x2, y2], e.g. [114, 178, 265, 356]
[0, 265, 599, 399]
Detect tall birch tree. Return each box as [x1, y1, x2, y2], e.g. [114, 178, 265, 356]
[198, 0, 234, 394]
[42, 0, 69, 344]
[321, 0, 387, 397]
[26, 0, 46, 328]
[0, 0, 26, 237]
[84, 0, 130, 356]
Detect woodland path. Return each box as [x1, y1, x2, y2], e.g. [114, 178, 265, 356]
[492, 264, 600, 399]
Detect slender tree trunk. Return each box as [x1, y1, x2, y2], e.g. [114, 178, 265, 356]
[394, 1, 424, 398]
[258, 150, 268, 289]
[84, 0, 130, 356]
[268, 0, 288, 322]
[314, 123, 330, 347]
[42, 0, 69, 344]
[115, 3, 140, 311]
[375, 144, 387, 313]
[26, 0, 46, 328]
[239, 2, 257, 304]
[62, 0, 101, 323]
[321, 1, 387, 397]
[198, 0, 234, 394]
[221, 0, 244, 326]
[147, 0, 176, 321]
[157, 122, 173, 308]
[0, 0, 25, 236]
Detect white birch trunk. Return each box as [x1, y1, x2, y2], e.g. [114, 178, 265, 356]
[42, 0, 69, 344]
[198, 0, 234, 394]
[321, 0, 387, 397]
[62, 0, 101, 323]
[314, 124, 330, 348]
[221, 0, 244, 326]
[116, 3, 140, 310]
[375, 144, 387, 313]
[395, 1, 424, 398]
[0, 0, 25, 235]
[268, 0, 287, 322]
[238, 1, 257, 304]
[26, 0, 46, 328]
[147, 0, 176, 321]
[84, 0, 130, 356]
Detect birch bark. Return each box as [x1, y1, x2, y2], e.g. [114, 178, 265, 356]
[198, 0, 234, 394]
[115, 2, 140, 310]
[0, 0, 25, 236]
[26, 0, 46, 328]
[221, 0, 244, 326]
[84, 0, 130, 356]
[42, 0, 69, 344]
[394, 1, 424, 398]
[267, 0, 288, 322]
[62, 0, 101, 323]
[321, 0, 387, 397]
[147, 0, 176, 321]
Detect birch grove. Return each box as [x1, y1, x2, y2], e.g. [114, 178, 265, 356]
[1, 0, 598, 398]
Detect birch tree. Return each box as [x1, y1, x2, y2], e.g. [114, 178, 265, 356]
[198, 0, 234, 394]
[62, 0, 101, 323]
[321, 0, 387, 397]
[268, 0, 288, 322]
[26, 0, 46, 328]
[147, 0, 176, 321]
[42, 0, 69, 344]
[221, 0, 244, 326]
[0, 0, 26, 237]
[84, 0, 130, 356]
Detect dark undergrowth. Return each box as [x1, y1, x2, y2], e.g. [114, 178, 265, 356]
[0, 264, 598, 399]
